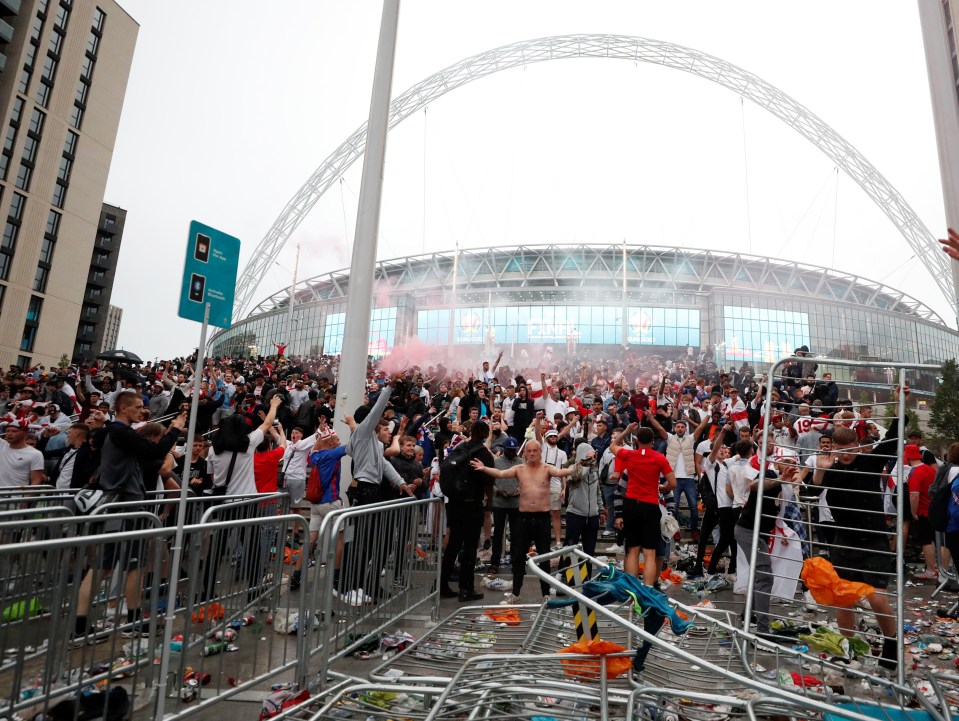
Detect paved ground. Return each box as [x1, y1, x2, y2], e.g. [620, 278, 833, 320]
[168, 533, 959, 720]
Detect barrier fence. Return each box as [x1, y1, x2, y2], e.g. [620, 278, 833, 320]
[0, 488, 442, 719]
[746, 357, 941, 687]
[299, 495, 442, 691]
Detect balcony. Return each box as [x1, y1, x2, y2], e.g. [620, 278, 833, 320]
[0, 0, 21, 16]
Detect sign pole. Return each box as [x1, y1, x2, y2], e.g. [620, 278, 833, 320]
[155, 301, 210, 719]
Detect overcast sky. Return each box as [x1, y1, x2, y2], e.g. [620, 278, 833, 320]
[106, 1, 951, 361]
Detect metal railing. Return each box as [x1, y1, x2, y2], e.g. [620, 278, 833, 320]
[747, 357, 940, 686]
[299, 496, 442, 691]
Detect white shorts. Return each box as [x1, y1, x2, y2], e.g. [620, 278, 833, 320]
[550, 489, 563, 512]
[309, 498, 344, 533]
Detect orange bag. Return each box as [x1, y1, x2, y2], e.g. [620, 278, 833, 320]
[800, 557, 874, 608]
[558, 638, 633, 679]
[482, 608, 521, 626]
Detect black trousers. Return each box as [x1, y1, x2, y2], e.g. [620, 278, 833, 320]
[442, 500, 484, 593]
[694, 506, 739, 574]
[512, 511, 552, 597]
[491, 506, 519, 568]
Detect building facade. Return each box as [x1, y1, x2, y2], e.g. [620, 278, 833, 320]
[209, 244, 959, 391]
[97, 300, 118, 351]
[0, 0, 136, 368]
[73, 201, 124, 361]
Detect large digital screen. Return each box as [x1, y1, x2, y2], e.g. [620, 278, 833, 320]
[417, 305, 700, 347]
[722, 306, 810, 362]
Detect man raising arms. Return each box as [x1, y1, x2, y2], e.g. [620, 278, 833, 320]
[471, 440, 581, 604]
[611, 424, 677, 587]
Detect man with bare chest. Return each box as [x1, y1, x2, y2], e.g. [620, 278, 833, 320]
[472, 440, 580, 603]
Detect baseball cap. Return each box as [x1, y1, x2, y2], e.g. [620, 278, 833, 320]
[502, 437, 519, 449]
[545, 429, 559, 438]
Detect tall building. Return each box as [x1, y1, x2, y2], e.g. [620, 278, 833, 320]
[73, 201, 124, 361]
[98, 301, 119, 351]
[0, 0, 136, 368]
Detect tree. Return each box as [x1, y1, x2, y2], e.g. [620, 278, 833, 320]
[58, 353, 70, 369]
[930, 359, 959, 442]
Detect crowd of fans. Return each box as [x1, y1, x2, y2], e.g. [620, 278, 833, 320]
[1, 341, 956, 671]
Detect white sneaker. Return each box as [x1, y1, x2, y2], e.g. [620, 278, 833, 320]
[501, 593, 520, 605]
[803, 590, 819, 612]
[605, 544, 625, 555]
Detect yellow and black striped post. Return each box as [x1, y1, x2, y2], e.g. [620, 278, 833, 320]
[564, 558, 598, 641]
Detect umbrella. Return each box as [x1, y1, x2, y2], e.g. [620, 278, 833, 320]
[97, 349, 143, 365]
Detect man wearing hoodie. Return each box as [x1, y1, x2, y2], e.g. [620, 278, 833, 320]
[564, 441, 605, 559]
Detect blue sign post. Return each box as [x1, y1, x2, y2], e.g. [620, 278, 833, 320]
[159, 220, 241, 714]
[177, 220, 240, 328]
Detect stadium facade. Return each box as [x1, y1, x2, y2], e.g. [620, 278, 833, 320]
[209, 244, 959, 384]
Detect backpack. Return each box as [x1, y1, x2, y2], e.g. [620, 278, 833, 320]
[698, 463, 720, 514]
[304, 459, 339, 505]
[929, 463, 957, 532]
[439, 442, 474, 499]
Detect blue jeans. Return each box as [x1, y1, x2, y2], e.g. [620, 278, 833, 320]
[675, 477, 699, 531]
[602, 485, 618, 533]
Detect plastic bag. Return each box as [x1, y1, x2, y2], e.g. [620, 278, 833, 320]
[800, 557, 874, 608]
[558, 638, 632, 679]
[482, 608, 521, 626]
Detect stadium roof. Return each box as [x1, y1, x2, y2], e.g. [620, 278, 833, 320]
[250, 244, 946, 326]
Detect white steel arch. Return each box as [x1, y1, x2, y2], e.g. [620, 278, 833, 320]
[233, 33, 956, 320]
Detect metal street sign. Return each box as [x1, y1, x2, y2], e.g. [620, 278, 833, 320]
[178, 220, 240, 328]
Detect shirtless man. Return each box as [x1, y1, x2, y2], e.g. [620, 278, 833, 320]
[472, 439, 581, 604]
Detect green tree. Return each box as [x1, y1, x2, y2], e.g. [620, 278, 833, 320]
[58, 353, 70, 369]
[930, 358, 959, 442]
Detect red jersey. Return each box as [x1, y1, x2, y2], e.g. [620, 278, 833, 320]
[615, 446, 672, 504]
[910, 463, 936, 517]
[253, 447, 285, 494]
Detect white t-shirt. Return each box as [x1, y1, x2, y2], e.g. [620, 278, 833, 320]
[700, 453, 732, 508]
[0, 438, 44, 487]
[209, 428, 265, 496]
[55, 447, 79, 490]
[542, 443, 567, 493]
[282, 432, 318, 483]
[805, 454, 833, 523]
[725, 457, 757, 508]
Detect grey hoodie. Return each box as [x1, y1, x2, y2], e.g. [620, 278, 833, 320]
[345, 384, 404, 489]
[565, 443, 604, 518]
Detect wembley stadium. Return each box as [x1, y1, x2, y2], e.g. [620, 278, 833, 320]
[208, 243, 959, 385]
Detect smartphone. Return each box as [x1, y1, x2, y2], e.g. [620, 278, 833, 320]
[194, 233, 211, 263]
[188, 273, 205, 303]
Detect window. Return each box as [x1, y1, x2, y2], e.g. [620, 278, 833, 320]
[94, 251, 108, 265]
[0, 97, 24, 181]
[63, 131, 78, 157]
[51, 182, 66, 208]
[21, 296, 43, 352]
[22, 137, 38, 163]
[38, 237, 53, 263]
[79, 322, 95, 335]
[54, 3, 69, 31]
[45, 210, 60, 237]
[93, 7, 105, 32]
[16, 355, 31, 369]
[77, 342, 91, 353]
[83, 304, 97, 318]
[26, 295, 42, 321]
[0, 252, 10, 281]
[15, 162, 32, 191]
[28, 108, 45, 136]
[69, 104, 83, 130]
[91, 270, 105, 281]
[33, 266, 48, 292]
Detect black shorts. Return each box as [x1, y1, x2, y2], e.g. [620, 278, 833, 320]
[913, 515, 935, 546]
[622, 499, 662, 551]
[97, 518, 148, 571]
[831, 534, 893, 589]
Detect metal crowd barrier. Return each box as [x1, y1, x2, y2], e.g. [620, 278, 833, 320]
[369, 604, 541, 683]
[749, 357, 939, 686]
[526, 547, 939, 721]
[0, 493, 309, 721]
[298, 496, 442, 691]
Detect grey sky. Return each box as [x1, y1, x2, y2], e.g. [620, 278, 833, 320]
[106, 2, 949, 361]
